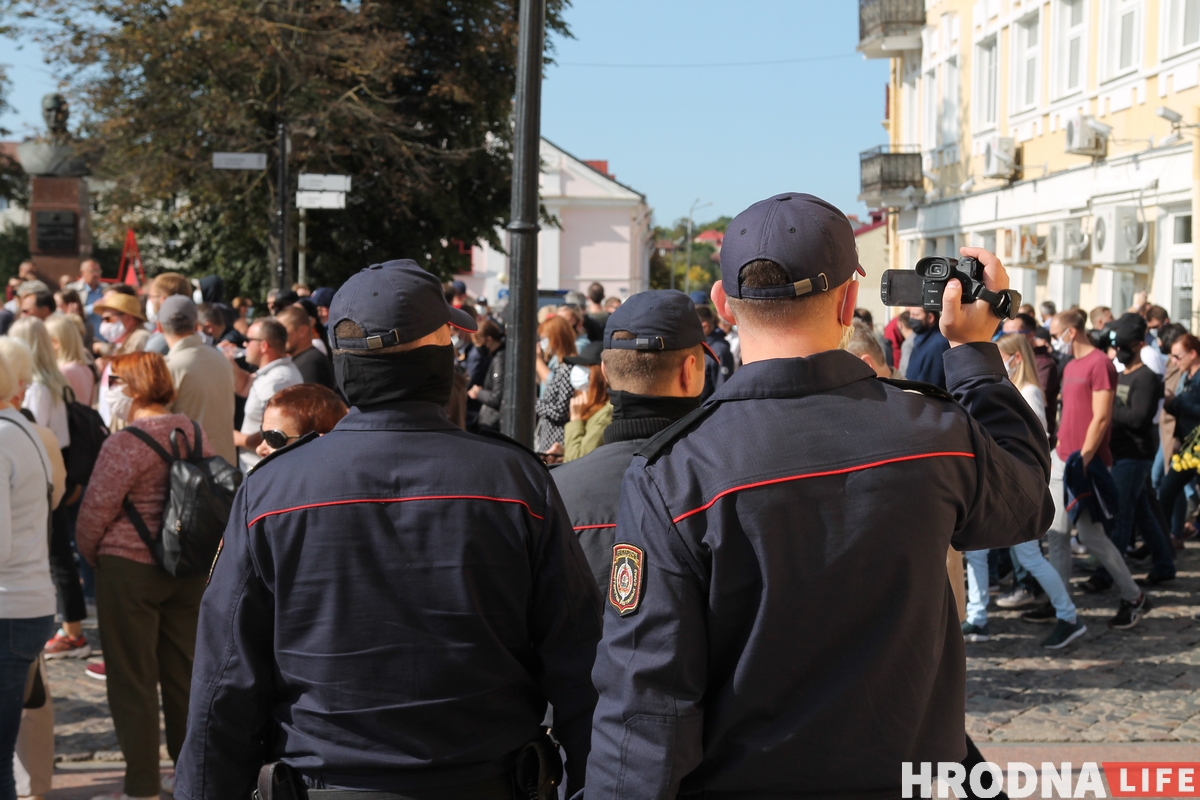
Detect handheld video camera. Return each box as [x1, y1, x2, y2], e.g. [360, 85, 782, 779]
[880, 256, 1021, 320]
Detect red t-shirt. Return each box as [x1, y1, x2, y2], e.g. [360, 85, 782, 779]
[1056, 348, 1118, 465]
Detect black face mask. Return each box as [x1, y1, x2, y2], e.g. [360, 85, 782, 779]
[334, 345, 455, 408]
[1115, 347, 1138, 366]
[907, 317, 927, 335]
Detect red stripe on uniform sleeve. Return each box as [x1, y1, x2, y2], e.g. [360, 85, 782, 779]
[247, 495, 544, 528]
[671, 451, 976, 524]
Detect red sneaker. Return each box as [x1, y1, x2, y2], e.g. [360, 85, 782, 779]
[44, 630, 92, 659]
[84, 661, 107, 681]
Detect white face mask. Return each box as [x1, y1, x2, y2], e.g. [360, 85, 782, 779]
[1004, 355, 1019, 378]
[105, 383, 132, 422]
[1051, 334, 1072, 356]
[569, 364, 591, 392]
[99, 319, 126, 343]
[145, 298, 159, 324]
[539, 337, 551, 353]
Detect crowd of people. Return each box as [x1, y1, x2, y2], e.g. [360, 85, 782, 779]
[0, 238, 1194, 799]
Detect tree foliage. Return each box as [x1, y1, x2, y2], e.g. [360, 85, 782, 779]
[0, 65, 28, 208]
[10, 0, 570, 298]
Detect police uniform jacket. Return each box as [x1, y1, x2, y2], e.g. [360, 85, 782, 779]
[175, 401, 603, 800]
[701, 329, 734, 402]
[586, 344, 1053, 799]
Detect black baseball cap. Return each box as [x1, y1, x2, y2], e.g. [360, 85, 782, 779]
[720, 192, 864, 299]
[1110, 312, 1148, 349]
[566, 340, 604, 366]
[329, 259, 477, 351]
[604, 289, 714, 359]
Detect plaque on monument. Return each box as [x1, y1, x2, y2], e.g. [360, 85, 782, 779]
[35, 210, 78, 251]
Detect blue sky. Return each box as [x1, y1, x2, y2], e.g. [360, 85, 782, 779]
[1, 0, 890, 227]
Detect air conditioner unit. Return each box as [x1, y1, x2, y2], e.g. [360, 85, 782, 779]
[1046, 219, 1088, 262]
[1091, 205, 1140, 265]
[1013, 224, 1042, 264]
[1064, 113, 1108, 157]
[982, 136, 1016, 179]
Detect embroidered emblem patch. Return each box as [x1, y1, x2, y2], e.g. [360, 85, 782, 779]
[609, 543, 644, 616]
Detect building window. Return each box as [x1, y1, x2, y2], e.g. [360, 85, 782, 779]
[1176, 214, 1193, 244]
[1166, 0, 1200, 57]
[1104, 0, 1141, 79]
[1056, 0, 1086, 96]
[1174, 259, 1194, 324]
[1014, 13, 1040, 111]
[902, 59, 920, 146]
[923, 68, 938, 152]
[976, 38, 998, 128]
[941, 58, 960, 147]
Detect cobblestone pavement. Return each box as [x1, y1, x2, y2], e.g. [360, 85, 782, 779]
[39, 543, 1200, 794]
[966, 540, 1200, 743]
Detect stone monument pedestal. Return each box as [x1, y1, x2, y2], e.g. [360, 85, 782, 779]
[27, 175, 91, 285]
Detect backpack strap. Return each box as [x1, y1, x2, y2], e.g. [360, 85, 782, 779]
[634, 402, 722, 463]
[123, 426, 175, 464]
[122, 497, 161, 556]
[190, 420, 203, 459]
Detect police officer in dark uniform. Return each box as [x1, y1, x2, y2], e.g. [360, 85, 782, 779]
[586, 193, 1053, 798]
[175, 260, 602, 800]
[552, 290, 708, 591]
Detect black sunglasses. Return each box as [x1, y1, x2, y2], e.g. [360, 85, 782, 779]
[261, 429, 302, 449]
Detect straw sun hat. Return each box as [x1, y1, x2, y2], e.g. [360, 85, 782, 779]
[92, 292, 146, 321]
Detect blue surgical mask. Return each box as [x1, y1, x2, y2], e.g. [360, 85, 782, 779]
[569, 365, 590, 392]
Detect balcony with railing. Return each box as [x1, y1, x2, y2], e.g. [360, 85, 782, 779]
[858, 0, 925, 59]
[859, 145, 924, 209]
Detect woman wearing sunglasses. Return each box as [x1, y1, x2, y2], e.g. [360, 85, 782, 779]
[254, 383, 348, 459]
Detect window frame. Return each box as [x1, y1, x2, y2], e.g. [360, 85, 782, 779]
[1163, 0, 1200, 60]
[975, 36, 999, 131]
[1053, 0, 1088, 98]
[1102, 0, 1143, 81]
[1012, 11, 1042, 113]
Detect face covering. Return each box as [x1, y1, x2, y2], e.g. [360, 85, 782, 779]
[907, 317, 927, 335]
[569, 365, 591, 392]
[539, 337, 551, 353]
[1004, 355, 1019, 379]
[145, 298, 159, 324]
[334, 344, 455, 408]
[1051, 334, 1072, 356]
[106, 384, 132, 422]
[99, 319, 126, 343]
[1115, 347, 1138, 366]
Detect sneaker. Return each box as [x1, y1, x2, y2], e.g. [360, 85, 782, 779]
[84, 661, 106, 681]
[1078, 575, 1111, 594]
[1071, 536, 1088, 555]
[1041, 619, 1088, 649]
[1135, 571, 1176, 587]
[1108, 593, 1152, 630]
[1021, 602, 1058, 624]
[961, 622, 990, 642]
[43, 630, 92, 659]
[997, 587, 1038, 608]
[1126, 544, 1150, 561]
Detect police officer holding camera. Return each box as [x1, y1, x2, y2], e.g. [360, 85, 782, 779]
[175, 261, 602, 800]
[586, 192, 1053, 798]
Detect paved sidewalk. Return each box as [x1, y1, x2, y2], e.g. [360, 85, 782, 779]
[965, 541, 1200, 743]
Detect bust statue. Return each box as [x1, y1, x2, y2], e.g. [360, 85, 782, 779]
[42, 94, 70, 138]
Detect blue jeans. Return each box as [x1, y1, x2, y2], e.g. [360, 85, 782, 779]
[1108, 458, 1175, 578]
[964, 550, 990, 627]
[1009, 539, 1077, 623]
[0, 615, 55, 800]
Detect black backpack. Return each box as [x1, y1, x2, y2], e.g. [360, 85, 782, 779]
[122, 420, 243, 578]
[62, 387, 109, 492]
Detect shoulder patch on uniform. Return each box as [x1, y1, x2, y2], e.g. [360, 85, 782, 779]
[876, 376, 957, 404]
[246, 431, 319, 477]
[476, 427, 550, 471]
[634, 404, 718, 463]
[609, 543, 644, 616]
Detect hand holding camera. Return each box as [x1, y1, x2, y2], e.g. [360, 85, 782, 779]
[881, 246, 1016, 347]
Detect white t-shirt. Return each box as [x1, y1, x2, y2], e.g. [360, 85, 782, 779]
[22, 382, 70, 448]
[1018, 382, 1049, 437]
[239, 356, 304, 473]
[0, 407, 57, 619]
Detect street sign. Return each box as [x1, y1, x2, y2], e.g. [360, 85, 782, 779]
[212, 152, 268, 170]
[296, 190, 346, 209]
[297, 173, 351, 192]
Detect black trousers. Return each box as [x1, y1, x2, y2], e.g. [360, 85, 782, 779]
[49, 499, 87, 624]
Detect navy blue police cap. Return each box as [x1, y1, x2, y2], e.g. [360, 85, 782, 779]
[720, 192, 865, 300]
[604, 289, 715, 360]
[329, 259, 477, 351]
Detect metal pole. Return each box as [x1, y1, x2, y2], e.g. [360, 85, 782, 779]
[1192, 108, 1200, 332]
[277, 119, 288, 292]
[501, 0, 546, 447]
[684, 214, 694, 296]
[298, 208, 307, 287]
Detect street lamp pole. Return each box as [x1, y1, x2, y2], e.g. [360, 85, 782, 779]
[276, 118, 288, 292]
[683, 198, 711, 297]
[501, 0, 546, 447]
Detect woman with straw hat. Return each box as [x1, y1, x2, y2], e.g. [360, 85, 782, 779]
[92, 291, 149, 362]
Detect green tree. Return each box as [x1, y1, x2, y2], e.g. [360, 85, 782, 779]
[10, 0, 570, 299]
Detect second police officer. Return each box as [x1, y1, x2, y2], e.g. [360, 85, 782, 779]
[552, 290, 710, 590]
[586, 193, 1054, 798]
[175, 261, 602, 800]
